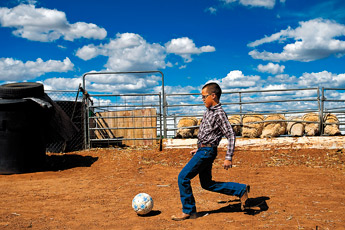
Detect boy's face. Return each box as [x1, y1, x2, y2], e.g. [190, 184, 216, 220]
[201, 87, 217, 108]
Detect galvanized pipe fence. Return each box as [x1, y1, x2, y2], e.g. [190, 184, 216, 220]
[82, 71, 165, 150]
[87, 92, 163, 149]
[46, 77, 345, 152]
[164, 87, 345, 138]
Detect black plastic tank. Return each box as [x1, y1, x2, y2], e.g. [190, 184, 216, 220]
[0, 83, 46, 174]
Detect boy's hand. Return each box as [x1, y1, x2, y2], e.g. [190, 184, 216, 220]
[190, 149, 198, 156]
[223, 160, 232, 170]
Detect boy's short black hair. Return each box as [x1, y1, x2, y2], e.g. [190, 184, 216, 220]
[202, 82, 222, 99]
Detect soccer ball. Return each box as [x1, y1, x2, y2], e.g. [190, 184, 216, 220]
[132, 193, 154, 215]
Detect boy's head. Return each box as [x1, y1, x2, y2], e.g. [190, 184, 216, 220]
[201, 82, 222, 108]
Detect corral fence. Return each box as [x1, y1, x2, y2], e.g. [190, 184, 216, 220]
[165, 87, 345, 138]
[45, 73, 345, 152]
[82, 71, 165, 150]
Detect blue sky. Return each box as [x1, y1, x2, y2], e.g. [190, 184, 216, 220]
[1, 0, 345, 95]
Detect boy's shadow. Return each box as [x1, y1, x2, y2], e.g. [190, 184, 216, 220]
[197, 196, 270, 218]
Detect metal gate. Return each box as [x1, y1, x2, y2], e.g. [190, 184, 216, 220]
[82, 71, 165, 150]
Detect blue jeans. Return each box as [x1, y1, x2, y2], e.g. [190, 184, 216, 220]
[178, 147, 247, 214]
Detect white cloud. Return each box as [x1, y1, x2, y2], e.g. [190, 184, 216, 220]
[262, 84, 287, 91]
[210, 70, 261, 88]
[77, 33, 168, 71]
[40, 69, 345, 116]
[206, 7, 217, 14]
[86, 76, 161, 94]
[43, 77, 81, 91]
[1, 31, 215, 92]
[239, 0, 275, 8]
[0, 4, 107, 42]
[298, 71, 345, 88]
[261, 70, 345, 89]
[248, 18, 345, 62]
[205, 69, 345, 93]
[19, 0, 37, 4]
[248, 27, 291, 47]
[257, 62, 285, 74]
[165, 37, 216, 63]
[221, 0, 275, 9]
[0, 57, 74, 81]
[58, 45, 67, 49]
[64, 22, 106, 41]
[222, 0, 237, 3]
[267, 74, 297, 84]
[76, 44, 99, 61]
[104, 33, 168, 71]
[87, 73, 161, 86]
[43, 73, 163, 93]
[43, 69, 167, 93]
[77, 33, 216, 71]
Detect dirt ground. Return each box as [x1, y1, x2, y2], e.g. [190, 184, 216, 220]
[1, 145, 345, 229]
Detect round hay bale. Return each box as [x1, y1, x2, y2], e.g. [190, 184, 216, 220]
[242, 114, 264, 138]
[176, 117, 198, 138]
[177, 117, 198, 128]
[193, 118, 202, 137]
[323, 113, 341, 136]
[287, 116, 304, 137]
[302, 113, 320, 136]
[228, 115, 241, 136]
[261, 114, 287, 138]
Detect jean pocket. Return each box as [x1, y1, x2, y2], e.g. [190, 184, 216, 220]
[199, 147, 215, 159]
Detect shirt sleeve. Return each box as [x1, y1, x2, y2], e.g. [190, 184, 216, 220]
[218, 112, 236, 161]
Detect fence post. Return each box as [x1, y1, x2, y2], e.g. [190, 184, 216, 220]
[174, 114, 177, 137]
[317, 87, 323, 136]
[320, 87, 325, 135]
[163, 92, 168, 138]
[82, 92, 90, 149]
[239, 92, 243, 132]
[158, 92, 163, 151]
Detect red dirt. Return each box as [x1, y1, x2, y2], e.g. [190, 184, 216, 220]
[1, 146, 345, 229]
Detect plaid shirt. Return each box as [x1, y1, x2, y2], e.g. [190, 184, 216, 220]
[197, 103, 236, 161]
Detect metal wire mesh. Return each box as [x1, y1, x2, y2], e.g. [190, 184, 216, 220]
[45, 90, 84, 153]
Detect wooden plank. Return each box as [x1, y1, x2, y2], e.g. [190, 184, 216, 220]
[94, 108, 157, 146]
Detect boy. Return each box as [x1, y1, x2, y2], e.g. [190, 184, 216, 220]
[171, 82, 250, 221]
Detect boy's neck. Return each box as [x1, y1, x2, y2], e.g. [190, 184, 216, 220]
[210, 101, 219, 107]
[213, 99, 220, 106]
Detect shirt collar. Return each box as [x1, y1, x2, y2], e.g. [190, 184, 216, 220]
[208, 103, 221, 111]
